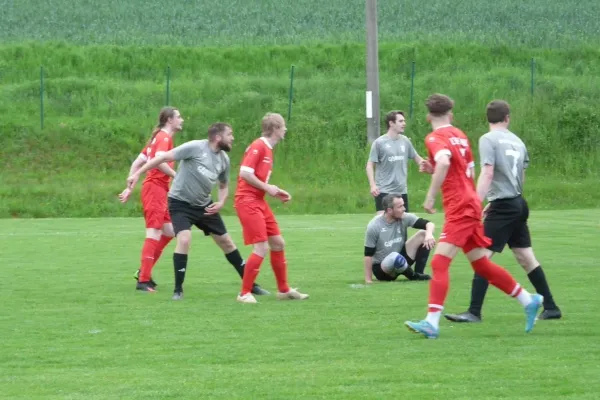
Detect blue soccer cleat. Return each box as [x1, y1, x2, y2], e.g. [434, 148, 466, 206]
[525, 294, 544, 333]
[405, 320, 439, 339]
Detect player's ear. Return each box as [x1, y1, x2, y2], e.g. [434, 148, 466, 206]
[426, 114, 431, 123]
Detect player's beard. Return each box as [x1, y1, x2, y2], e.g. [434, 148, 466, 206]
[219, 142, 232, 152]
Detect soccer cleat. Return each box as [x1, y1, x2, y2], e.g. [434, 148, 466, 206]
[134, 269, 158, 288]
[172, 291, 184, 301]
[237, 293, 258, 304]
[413, 273, 432, 281]
[276, 288, 309, 301]
[136, 282, 156, 292]
[251, 284, 270, 296]
[525, 294, 544, 333]
[444, 311, 482, 323]
[405, 320, 439, 339]
[538, 307, 562, 320]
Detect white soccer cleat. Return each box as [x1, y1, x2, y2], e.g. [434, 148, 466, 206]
[236, 293, 258, 304]
[276, 288, 309, 300]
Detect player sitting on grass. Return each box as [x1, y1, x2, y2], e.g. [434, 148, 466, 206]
[364, 194, 434, 283]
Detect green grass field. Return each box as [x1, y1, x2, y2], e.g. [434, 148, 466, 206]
[1, 210, 599, 399]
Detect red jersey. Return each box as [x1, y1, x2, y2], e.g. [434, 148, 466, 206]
[425, 125, 480, 221]
[235, 137, 273, 200]
[141, 130, 174, 190]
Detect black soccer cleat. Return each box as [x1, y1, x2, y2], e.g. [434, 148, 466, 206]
[252, 284, 270, 296]
[136, 281, 157, 292]
[444, 311, 482, 323]
[134, 269, 158, 288]
[538, 308, 562, 320]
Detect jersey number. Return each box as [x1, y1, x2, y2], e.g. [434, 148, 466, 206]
[505, 149, 521, 178]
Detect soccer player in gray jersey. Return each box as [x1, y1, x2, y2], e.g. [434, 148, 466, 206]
[127, 123, 268, 299]
[364, 194, 435, 283]
[366, 110, 432, 275]
[445, 100, 561, 323]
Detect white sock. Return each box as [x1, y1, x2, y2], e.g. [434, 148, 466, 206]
[425, 311, 442, 330]
[516, 288, 532, 307]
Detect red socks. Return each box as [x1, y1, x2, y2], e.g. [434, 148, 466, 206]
[139, 238, 158, 282]
[470, 257, 520, 296]
[428, 254, 452, 312]
[241, 253, 264, 295]
[270, 250, 290, 293]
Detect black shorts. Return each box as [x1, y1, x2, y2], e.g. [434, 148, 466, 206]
[375, 193, 409, 212]
[372, 246, 414, 281]
[483, 195, 532, 253]
[168, 197, 228, 237]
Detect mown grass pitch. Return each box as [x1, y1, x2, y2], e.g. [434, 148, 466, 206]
[1, 210, 598, 399]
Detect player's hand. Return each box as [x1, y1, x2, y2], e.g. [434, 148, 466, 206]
[126, 174, 139, 189]
[423, 197, 436, 214]
[266, 184, 280, 197]
[419, 160, 434, 174]
[276, 189, 292, 203]
[118, 188, 132, 203]
[370, 185, 380, 197]
[423, 233, 436, 250]
[482, 203, 491, 220]
[204, 201, 224, 215]
[365, 279, 373, 285]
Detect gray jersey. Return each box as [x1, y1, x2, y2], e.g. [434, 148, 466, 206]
[168, 140, 230, 207]
[368, 134, 417, 194]
[364, 213, 419, 264]
[479, 129, 529, 202]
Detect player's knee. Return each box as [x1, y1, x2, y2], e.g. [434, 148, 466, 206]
[213, 234, 236, 253]
[268, 235, 285, 252]
[176, 230, 192, 250]
[145, 228, 162, 240]
[414, 230, 426, 244]
[512, 247, 538, 271]
[253, 241, 269, 257]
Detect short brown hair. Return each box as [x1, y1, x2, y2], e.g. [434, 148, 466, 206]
[261, 113, 284, 136]
[207, 122, 231, 140]
[385, 110, 405, 129]
[426, 94, 454, 117]
[486, 100, 510, 124]
[382, 194, 403, 213]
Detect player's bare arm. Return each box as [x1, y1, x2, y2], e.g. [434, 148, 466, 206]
[365, 161, 379, 196]
[205, 181, 228, 215]
[423, 221, 436, 249]
[118, 154, 147, 203]
[127, 150, 177, 188]
[363, 254, 374, 284]
[476, 164, 495, 202]
[423, 155, 450, 213]
[154, 151, 177, 178]
[239, 170, 280, 197]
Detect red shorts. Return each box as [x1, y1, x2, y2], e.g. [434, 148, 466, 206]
[234, 199, 281, 245]
[439, 217, 492, 253]
[141, 183, 171, 229]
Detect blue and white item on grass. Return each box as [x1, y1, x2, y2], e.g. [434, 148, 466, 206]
[381, 251, 408, 276]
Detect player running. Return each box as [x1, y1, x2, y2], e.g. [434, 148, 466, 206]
[234, 113, 309, 304]
[404, 94, 543, 339]
[444, 100, 561, 323]
[119, 106, 181, 291]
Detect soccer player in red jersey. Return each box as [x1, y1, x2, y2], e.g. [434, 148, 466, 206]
[119, 107, 182, 292]
[404, 94, 543, 338]
[234, 113, 309, 304]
